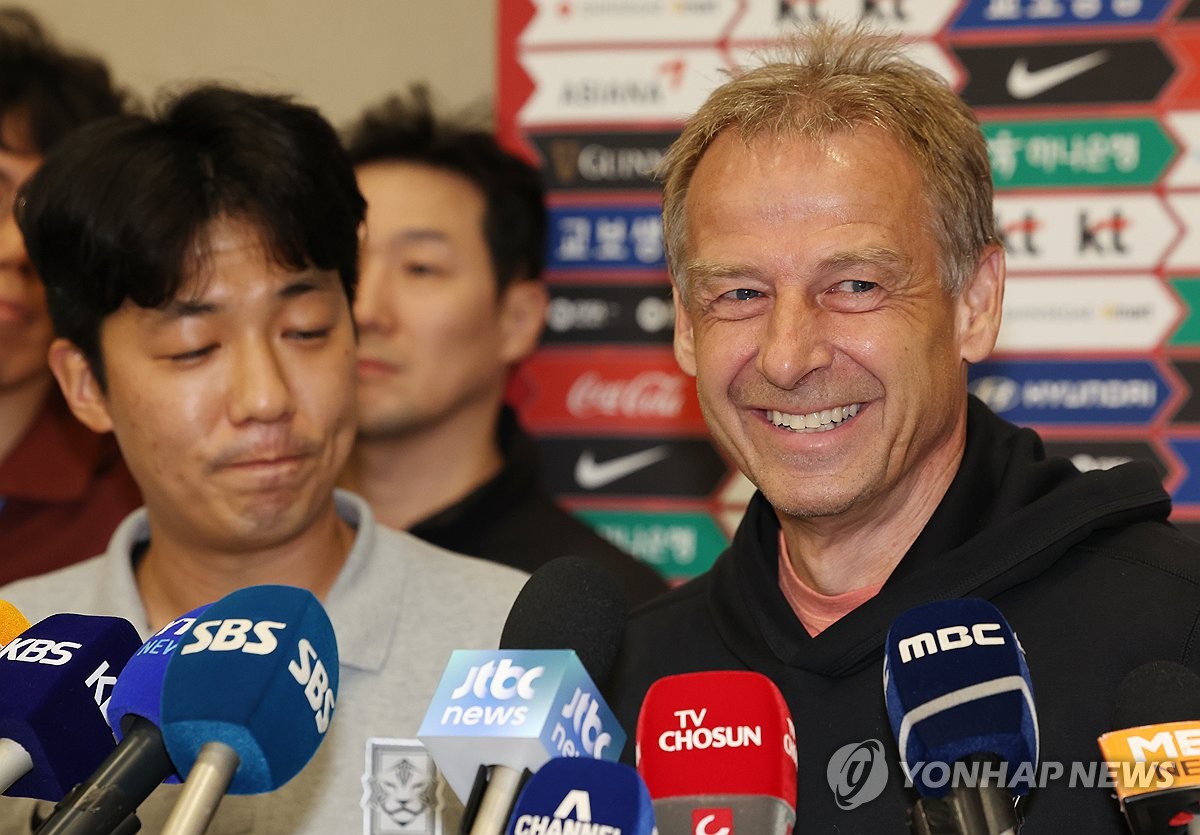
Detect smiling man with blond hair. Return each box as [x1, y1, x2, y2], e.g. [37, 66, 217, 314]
[608, 23, 1200, 832]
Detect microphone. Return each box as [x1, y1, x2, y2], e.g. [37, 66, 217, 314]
[634, 669, 797, 835]
[504, 757, 655, 835]
[32, 609, 213, 835]
[35, 585, 338, 835]
[419, 556, 628, 835]
[157, 584, 339, 835]
[0, 613, 141, 800]
[883, 598, 1038, 835]
[0, 600, 31, 647]
[1097, 661, 1200, 833]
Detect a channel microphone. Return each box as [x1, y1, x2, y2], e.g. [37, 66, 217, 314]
[505, 756, 655, 835]
[884, 598, 1038, 835]
[0, 600, 31, 647]
[420, 556, 628, 835]
[0, 613, 141, 800]
[1097, 660, 1200, 833]
[635, 669, 797, 835]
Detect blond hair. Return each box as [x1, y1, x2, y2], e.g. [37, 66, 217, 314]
[659, 23, 996, 297]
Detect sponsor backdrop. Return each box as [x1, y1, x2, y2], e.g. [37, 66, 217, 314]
[496, 0, 1200, 583]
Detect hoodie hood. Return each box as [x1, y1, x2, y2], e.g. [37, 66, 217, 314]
[713, 395, 1172, 678]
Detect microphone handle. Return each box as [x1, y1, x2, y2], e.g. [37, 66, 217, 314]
[161, 741, 240, 835]
[35, 716, 175, 835]
[910, 786, 1019, 835]
[651, 795, 795, 835]
[0, 737, 33, 794]
[467, 765, 525, 835]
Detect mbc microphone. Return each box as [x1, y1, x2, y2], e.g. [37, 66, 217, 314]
[0, 600, 31, 647]
[635, 670, 797, 835]
[1097, 661, 1200, 833]
[884, 598, 1038, 835]
[0, 613, 141, 800]
[505, 757, 655, 835]
[158, 584, 338, 835]
[420, 556, 628, 835]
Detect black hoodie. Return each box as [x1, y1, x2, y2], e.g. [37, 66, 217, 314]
[607, 396, 1200, 832]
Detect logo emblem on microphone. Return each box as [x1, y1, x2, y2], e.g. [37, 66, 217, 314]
[826, 738, 888, 810]
[692, 808, 732, 835]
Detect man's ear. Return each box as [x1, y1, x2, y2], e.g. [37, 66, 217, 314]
[47, 338, 113, 433]
[958, 244, 1006, 364]
[498, 279, 549, 364]
[673, 281, 697, 377]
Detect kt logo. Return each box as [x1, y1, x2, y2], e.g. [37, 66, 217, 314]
[997, 212, 1040, 255]
[693, 808, 733, 835]
[1079, 210, 1128, 254]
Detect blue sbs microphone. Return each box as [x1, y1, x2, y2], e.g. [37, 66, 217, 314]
[883, 598, 1038, 835]
[156, 584, 339, 835]
[505, 757, 655, 835]
[0, 613, 141, 801]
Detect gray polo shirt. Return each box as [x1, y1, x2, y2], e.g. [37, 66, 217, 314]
[0, 490, 529, 834]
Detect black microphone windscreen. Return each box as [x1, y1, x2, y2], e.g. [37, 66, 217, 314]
[1110, 661, 1200, 729]
[499, 556, 626, 686]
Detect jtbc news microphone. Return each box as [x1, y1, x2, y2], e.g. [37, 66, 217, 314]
[635, 669, 797, 835]
[883, 598, 1039, 835]
[419, 556, 628, 835]
[0, 613, 141, 801]
[1097, 661, 1200, 833]
[505, 757, 655, 835]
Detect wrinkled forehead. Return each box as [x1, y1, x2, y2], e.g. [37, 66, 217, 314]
[176, 215, 302, 298]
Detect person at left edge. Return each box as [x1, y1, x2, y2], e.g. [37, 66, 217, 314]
[0, 8, 140, 584]
[0, 84, 528, 834]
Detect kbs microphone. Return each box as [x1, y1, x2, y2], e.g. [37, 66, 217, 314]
[157, 584, 338, 835]
[0, 613, 141, 800]
[419, 556, 628, 835]
[0, 600, 31, 647]
[635, 670, 797, 835]
[883, 598, 1038, 835]
[33, 608, 213, 834]
[1097, 661, 1200, 833]
[505, 757, 655, 835]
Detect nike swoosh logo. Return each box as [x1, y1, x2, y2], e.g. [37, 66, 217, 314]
[575, 446, 670, 490]
[1006, 51, 1109, 100]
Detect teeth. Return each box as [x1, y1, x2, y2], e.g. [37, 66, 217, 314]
[769, 403, 861, 433]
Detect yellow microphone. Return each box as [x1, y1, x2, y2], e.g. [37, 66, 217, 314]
[0, 600, 31, 648]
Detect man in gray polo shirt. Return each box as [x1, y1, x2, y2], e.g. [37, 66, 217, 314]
[0, 84, 527, 834]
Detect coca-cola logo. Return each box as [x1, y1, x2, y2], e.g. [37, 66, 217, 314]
[567, 371, 685, 419]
